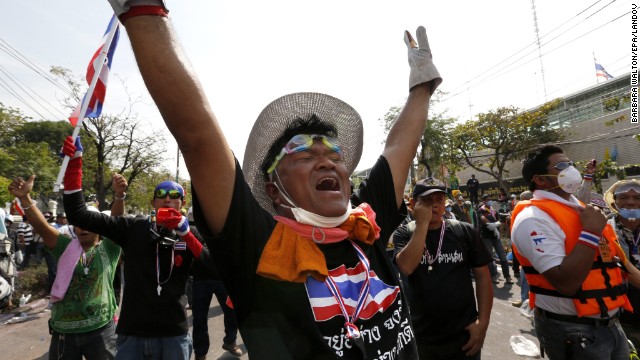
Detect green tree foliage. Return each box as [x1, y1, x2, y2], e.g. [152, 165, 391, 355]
[124, 169, 190, 215]
[18, 120, 73, 155]
[0, 102, 29, 147]
[51, 67, 167, 211]
[2, 142, 60, 203]
[450, 100, 564, 195]
[380, 90, 458, 183]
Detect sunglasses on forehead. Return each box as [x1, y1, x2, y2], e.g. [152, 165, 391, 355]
[154, 189, 183, 199]
[615, 182, 640, 195]
[267, 134, 342, 174]
[550, 161, 574, 171]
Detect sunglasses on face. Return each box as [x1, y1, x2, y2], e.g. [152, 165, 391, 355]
[550, 161, 574, 171]
[154, 189, 183, 199]
[267, 134, 342, 174]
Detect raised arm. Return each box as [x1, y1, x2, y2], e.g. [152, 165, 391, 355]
[382, 26, 442, 207]
[109, 173, 128, 217]
[111, 3, 235, 234]
[395, 199, 433, 275]
[8, 176, 60, 249]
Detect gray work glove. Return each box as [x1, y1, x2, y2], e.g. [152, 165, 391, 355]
[107, 0, 168, 17]
[404, 26, 442, 93]
[486, 221, 501, 231]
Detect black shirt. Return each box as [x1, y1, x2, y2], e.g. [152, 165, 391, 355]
[64, 192, 203, 337]
[393, 220, 492, 344]
[193, 156, 418, 360]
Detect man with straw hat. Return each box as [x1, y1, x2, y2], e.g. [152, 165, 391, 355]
[604, 179, 640, 346]
[106, 1, 441, 358]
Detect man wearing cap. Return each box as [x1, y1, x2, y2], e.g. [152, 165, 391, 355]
[59, 135, 215, 359]
[511, 145, 632, 359]
[102, 1, 441, 358]
[54, 213, 68, 229]
[393, 178, 493, 359]
[603, 179, 640, 345]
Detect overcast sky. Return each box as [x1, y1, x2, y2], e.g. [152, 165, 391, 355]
[0, 0, 630, 178]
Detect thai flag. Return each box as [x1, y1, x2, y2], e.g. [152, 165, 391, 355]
[11, 198, 24, 217]
[69, 15, 120, 126]
[594, 59, 613, 80]
[305, 262, 400, 322]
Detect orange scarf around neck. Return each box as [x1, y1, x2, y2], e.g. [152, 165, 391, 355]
[256, 203, 381, 283]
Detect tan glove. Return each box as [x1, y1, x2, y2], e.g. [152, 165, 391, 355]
[404, 26, 442, 93]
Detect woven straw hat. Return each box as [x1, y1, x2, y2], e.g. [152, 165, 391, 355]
[604, 179, 640, 215]
[242, 92, 363, 215]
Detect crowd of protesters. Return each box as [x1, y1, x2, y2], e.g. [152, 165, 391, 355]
[1, 2, 639, 360]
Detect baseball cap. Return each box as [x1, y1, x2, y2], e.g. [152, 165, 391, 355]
[412, 177, 447, 199]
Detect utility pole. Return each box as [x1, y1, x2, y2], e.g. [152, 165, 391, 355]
[531, 0, 548, 102]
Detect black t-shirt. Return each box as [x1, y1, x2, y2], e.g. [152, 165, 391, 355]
[64, 192, 195, 337]
[193, 156, 418, 360]
[392, 220, 492, 344]
[466, 178, 479, 192]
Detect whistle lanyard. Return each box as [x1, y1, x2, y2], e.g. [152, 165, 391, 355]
[80, 249, 95, 275]
[324, 240, 371, 340]
[156, 243, 174, 296]
[424, 221, 446, 273]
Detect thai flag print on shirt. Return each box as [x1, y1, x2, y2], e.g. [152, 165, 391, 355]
[69, 15, 120, 126]
[530, 231, 546, 253]
[305, 261, 400, 322]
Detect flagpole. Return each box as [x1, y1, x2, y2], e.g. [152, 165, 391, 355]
[175, 146, 180, 182]
[593, 52, 599, 84]
[53, 16, 120, 192]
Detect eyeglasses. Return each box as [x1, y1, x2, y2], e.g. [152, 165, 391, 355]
[154, 189, 183, 199]
[550, 161, 574, 171]
[267, 134, 341, 174]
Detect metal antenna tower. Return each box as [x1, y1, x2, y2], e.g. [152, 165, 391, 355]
[531, 0, 548, 102]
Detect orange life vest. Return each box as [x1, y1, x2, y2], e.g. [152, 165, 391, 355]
[511, 199, 632, 318]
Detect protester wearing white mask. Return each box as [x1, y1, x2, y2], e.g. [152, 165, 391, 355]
[511, 145, 632, 359]
[604, 179, 640, 345]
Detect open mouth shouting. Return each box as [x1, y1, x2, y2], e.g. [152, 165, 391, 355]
[316, 177, 341, 192]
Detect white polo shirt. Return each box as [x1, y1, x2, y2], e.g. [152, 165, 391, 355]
[512, 190, 619, 317]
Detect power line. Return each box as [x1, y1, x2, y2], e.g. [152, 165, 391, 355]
[443, 0, 610, 97]
[0, 65, 66, 120]
[442, 2, 625, 105]
[0, 76, 48, 119]
[444, 10, 628, 108]
[0, 37, 72, 95]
